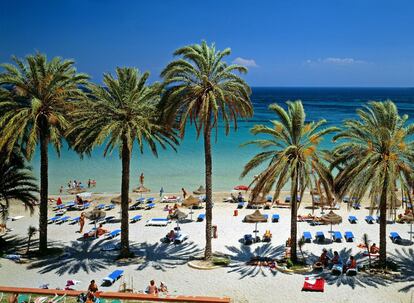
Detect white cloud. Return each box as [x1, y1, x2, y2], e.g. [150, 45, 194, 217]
[232, 57, 258, 67]
[306, 57, 366, 65]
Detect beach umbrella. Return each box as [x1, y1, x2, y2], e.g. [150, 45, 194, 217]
[320, 211, 342, 238]
[84, 209, 106, 237]
[402, 213, 414, 242]
[182, 195, 201, 220]
[193, 185, 206, 195]
[168, 209, 188, 229]
[248, 196, 267, 209]
[133, 185, 151, 197]
[243, 210, 267, 239]
[234, 185, 249, 191]
[111, 195, 132, 204]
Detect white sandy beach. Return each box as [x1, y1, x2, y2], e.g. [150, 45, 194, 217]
[1, 191, 413, 303]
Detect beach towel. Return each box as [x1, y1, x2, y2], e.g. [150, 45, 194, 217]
[302, 277, 325, 292]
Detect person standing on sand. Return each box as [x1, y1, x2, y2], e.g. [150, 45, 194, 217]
[88, 179, 91, 188]
[59, 186, 63, 195]
[79, 212, 85, 233]
[160, 187, 164, 198]
[181, 187, 187, 199]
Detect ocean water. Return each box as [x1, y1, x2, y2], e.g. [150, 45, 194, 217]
[31, 87, 414, 195]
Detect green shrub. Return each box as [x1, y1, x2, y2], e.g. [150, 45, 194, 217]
[286, 259, 293, 268]
[212, 257, 230, 266]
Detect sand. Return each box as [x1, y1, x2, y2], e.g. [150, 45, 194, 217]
[1, 191, 413, 303]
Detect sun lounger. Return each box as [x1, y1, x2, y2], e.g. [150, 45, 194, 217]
[9, 215, 24, 221]
[348, 215, 357, 224]
[106, 229, 121, 239]
[161, 196, 181, 203]
[303, 231, 312, 243]
[344, 231, 354, 242]
[197, 214, 205, 222]
[105, 204, 115, 210]
[53, 204, 66, 211]
[76, 203, 90, 210]
[130, 214, 142, 223]
[56, 216, 71, 224]
[102, 269, 124, 286]
[284, 196, 291, 203]
[244, 234, 254, 245]
[102, 243, 120, 251]
[343, 196, 350, 203]
[353, 202, 361, 210]
[48, 216, 60, 224]
[70, 216, 80, 224]
[346, 268, 358, 276]
[272, 214, 280, 222]
[315, 231, 325, 242]
[302, 277, 325, 292]
[129, 201, 142, 210]
[146, 218, 170, 226]
[331, 264, 343, 275]
[103, 216, 116, 223]
[136, 197, 146, 203]
[146, 197, 155, 203]
[237, 202, 245, 209]
[333, 231, 342, 242]
[146, 203, 156, 209]
[390, 232, 402, 243]
[263, 214, 269, 221]
[96, 204, 105, 210]
[365, 215, 376, 224]
[174, 233, 188, 244]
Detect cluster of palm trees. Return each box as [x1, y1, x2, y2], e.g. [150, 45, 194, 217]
[0, 42, 411, 269]
[243, 100, 414, 268]
[0, 42, 253, 260]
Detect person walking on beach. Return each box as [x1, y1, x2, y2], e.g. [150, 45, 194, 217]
[88, 179, 91, 188]
[160, 187, 164, 198]
[79, 212, 85, 233]
[181, 187, 187, 199]
[59, 186, 63, 195]
[68, 180, 72, 189]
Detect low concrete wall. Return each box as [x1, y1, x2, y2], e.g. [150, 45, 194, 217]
[0, 286, 231, 303]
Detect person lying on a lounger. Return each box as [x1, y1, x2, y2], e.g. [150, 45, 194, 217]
[96, 224, 108, 237]
[370, 243, 379, 254]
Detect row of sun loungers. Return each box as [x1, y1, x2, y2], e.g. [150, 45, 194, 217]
[302, 231, 355, 243]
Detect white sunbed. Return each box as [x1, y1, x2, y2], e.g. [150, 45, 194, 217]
[161, 196, 181, 203]
[8, 216, 24, 221]
[146, 218, 171, 226]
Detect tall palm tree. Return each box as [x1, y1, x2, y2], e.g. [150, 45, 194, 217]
[332, 101, 414, 267]
[67, 67, 178, 258]
[160, 41, 253, 260]
[0, 53, 88, 252]
[241, 101, 337, 262]
[0, 146, 39, 220]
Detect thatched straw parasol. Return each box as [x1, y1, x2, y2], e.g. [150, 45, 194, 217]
[402, 213, 414, 242]
[133, 185, 150, 197]
[320, 211, 342, 237]
[248, 196, 267, 209]
[182, 195, 200, 208]
[111, 195, 132, 204]
[243, 210, 267, 239]
[193, 185, 206, 195]
[84, 209, 106, 237]
[168, 209, 188, 229]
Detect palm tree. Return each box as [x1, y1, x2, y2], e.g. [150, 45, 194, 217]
[332, 101, 414, 267]
[160, 41, 253, 260]
[241, 101, 337, 262]
[67, 67, 178, 258]
[0, 53, 88, 253]
[0, 147, 39, 220]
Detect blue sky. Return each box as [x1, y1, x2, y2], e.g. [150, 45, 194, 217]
[1, 0, 413, 86]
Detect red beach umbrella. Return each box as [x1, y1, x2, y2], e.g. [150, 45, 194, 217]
[234, 185, 249, 191]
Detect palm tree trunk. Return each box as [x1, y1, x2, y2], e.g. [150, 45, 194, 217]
[379, 176, 388, 267]
[204, 118, 213, 261]
[39, 124, 48, 253]
[290, 169, 299, 263]
[119, 139, 131, 258]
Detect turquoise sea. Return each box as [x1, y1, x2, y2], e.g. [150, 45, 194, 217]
[33, 87, 414, 195]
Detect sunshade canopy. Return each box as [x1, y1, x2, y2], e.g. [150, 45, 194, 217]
[244, 210, 267, 223]
[193, 186, 206, 195]
[320, 211, 342, 225]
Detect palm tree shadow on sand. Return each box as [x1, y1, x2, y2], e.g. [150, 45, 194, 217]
[132, 240, 202, 272]
[391, 248, 414, 292]
[27, 238, 116, 275]
[225, 243, 285, 279]
[309, 247, 391, 289]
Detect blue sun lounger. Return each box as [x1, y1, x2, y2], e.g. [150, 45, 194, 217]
[266, 195, 273, 202]
[130, 214, 142, 223]
[333, 231, 342, 242]
[237, 202, 245, 209]
[262, 214, 269, 221]
[365, 215, 375, 224]
[146, 197, 155, 203]
[303, 231, 312, 243]
[315, 231, 325, 242]
[345, 231, 354, 242]
[70, 216, 80, 224]
[197, 214, 205, 222]
[48, 216, 60, 224]
[272, 214, 280, 222]
[96, 204, 106, 210]
[102, 269, 124, 286]
[390, 232, 402, 243]
[348, 215, 358, 224]
[284, 196, 291, 203]
[353, 202, 361, 210]
[77, 203, 90, 210]
[136, 197, 146, 203]
[106, 229, 121, 239]
[146, 203, 155, 209]
[53, 204, 66, 211]
[105, 204, 115, 211]
[56, 216, 70, 224]
[244, 234, 254, 245]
